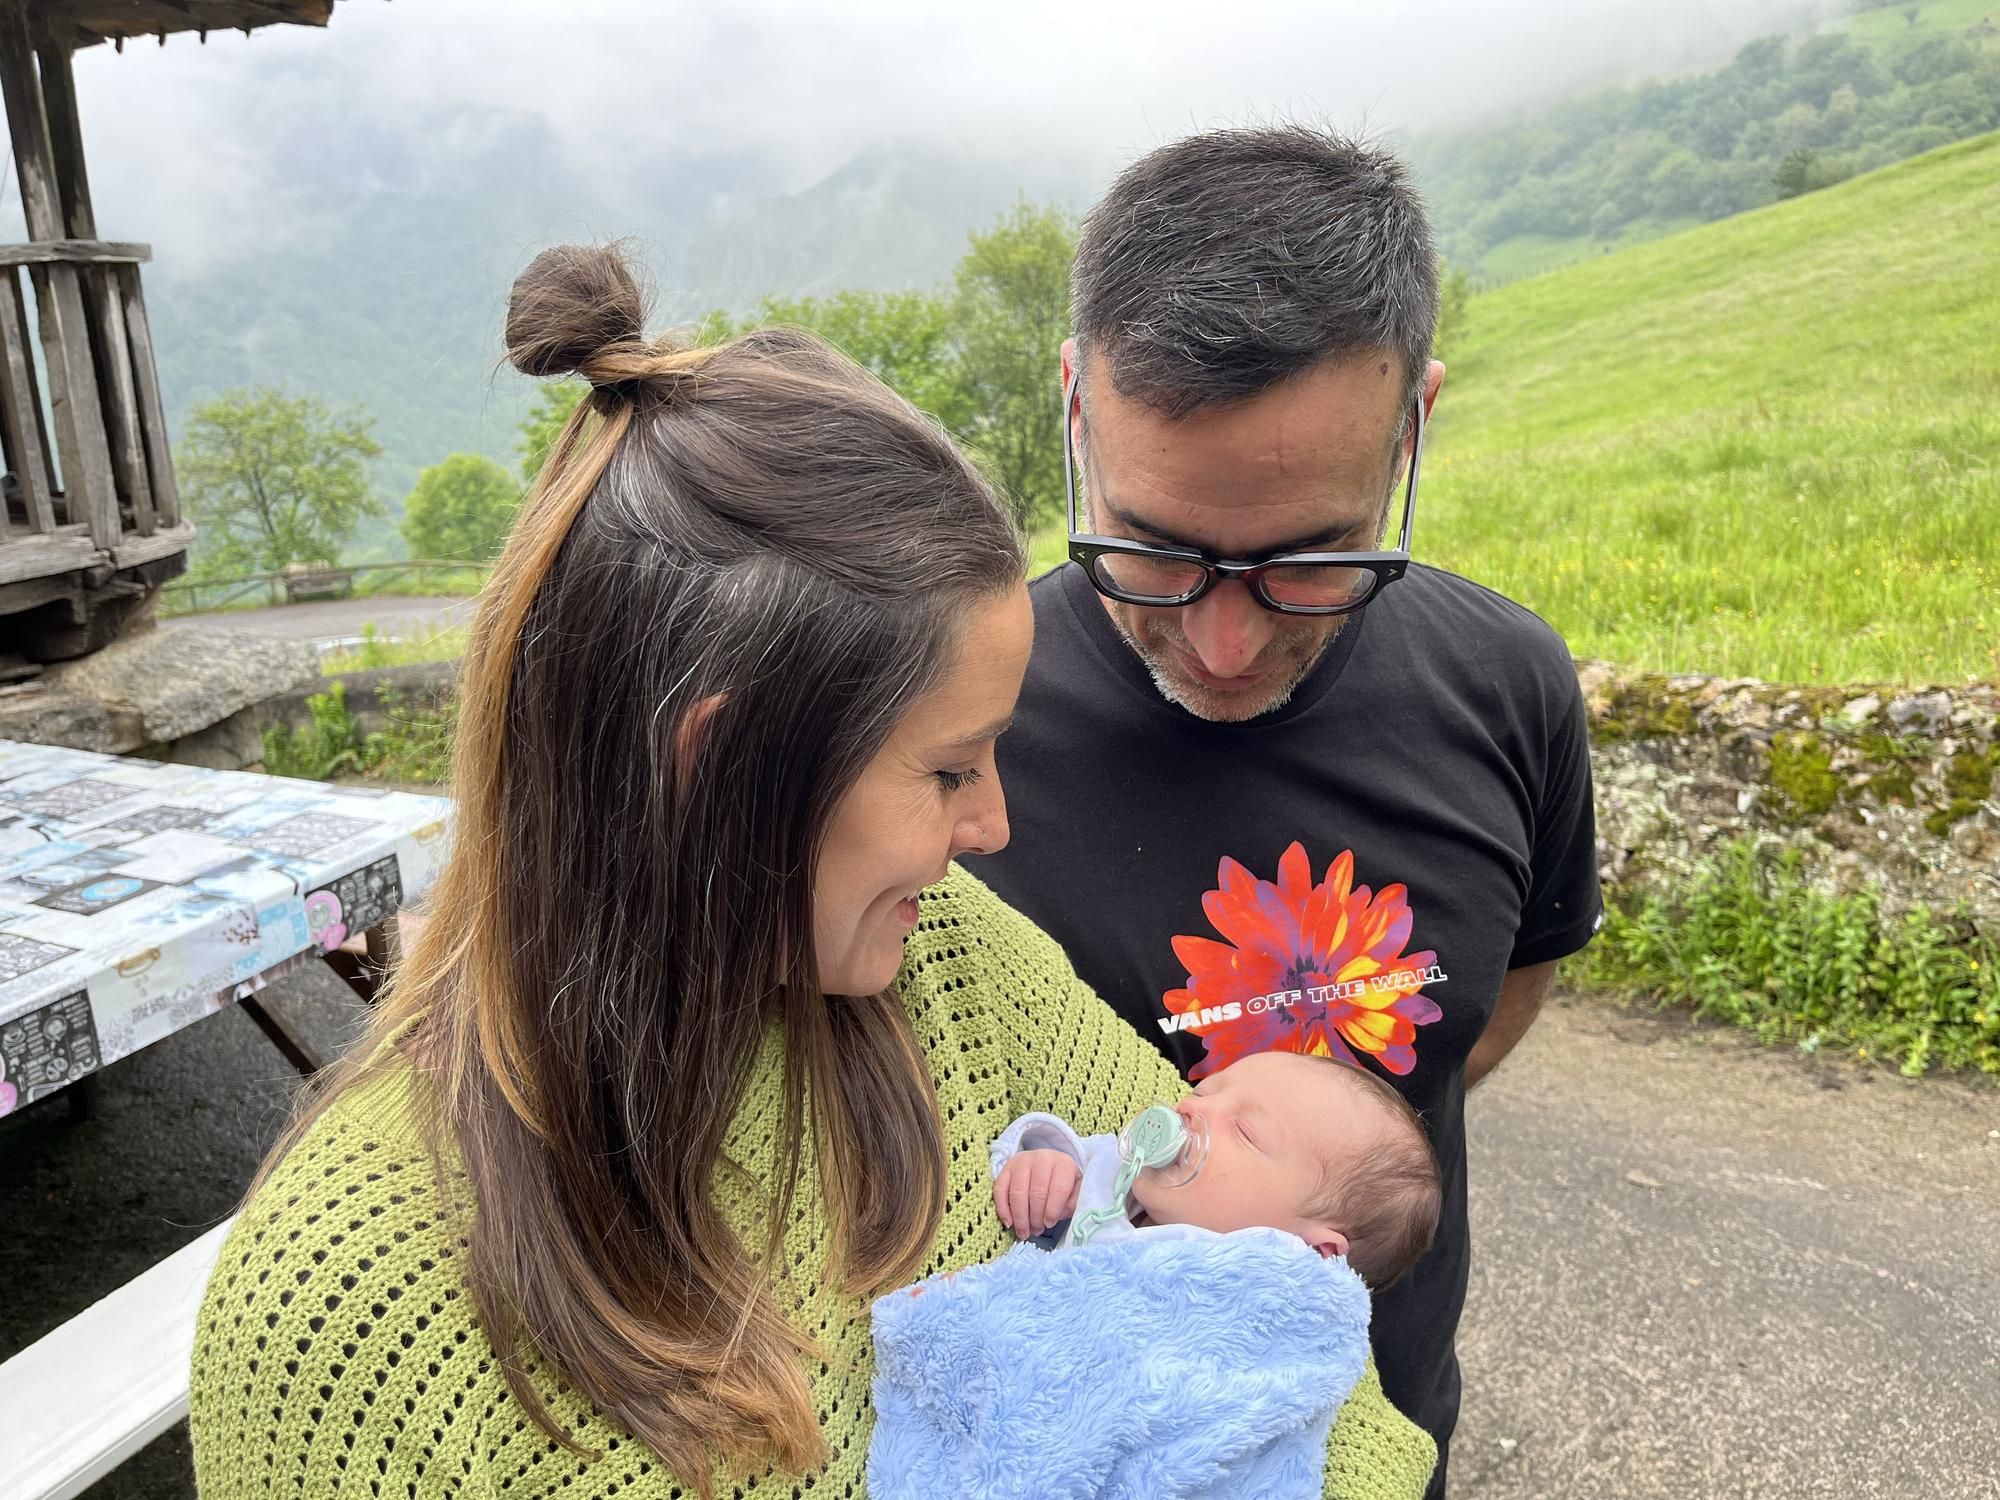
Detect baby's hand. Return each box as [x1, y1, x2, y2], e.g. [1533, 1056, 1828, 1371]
[994, 1149, 1082, 1240]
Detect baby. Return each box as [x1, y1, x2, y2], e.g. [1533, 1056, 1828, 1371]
[991, 1049, 1441, 1289]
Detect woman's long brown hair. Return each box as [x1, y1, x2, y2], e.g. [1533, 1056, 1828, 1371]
[250, 243, 1024, 1491]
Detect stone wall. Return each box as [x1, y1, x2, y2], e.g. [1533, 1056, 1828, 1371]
[234, 655, 2000, 937]
[1583, 664, 2000, 937]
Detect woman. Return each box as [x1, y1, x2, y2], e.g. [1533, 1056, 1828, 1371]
[190, 244, 1435, 1498]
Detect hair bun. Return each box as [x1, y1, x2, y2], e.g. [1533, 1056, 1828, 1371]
[506, 244, 646, 381]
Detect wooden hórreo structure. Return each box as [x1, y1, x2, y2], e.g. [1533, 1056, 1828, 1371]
[0, 0, 333, 665]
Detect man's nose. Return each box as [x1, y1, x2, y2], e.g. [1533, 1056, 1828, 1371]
[1179, 580, 1277, 679]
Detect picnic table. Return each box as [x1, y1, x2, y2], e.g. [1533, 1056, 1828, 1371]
[0, 738, 452, 1118]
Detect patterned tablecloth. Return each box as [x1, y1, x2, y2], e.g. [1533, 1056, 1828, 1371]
[0, 740, 453, 1119]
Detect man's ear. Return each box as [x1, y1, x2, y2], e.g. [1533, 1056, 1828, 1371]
[1422, 357, 1445, 419]
[1060, 336, 1078, 389]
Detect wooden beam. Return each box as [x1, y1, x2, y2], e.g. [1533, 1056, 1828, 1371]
[0, 6, 65, 244]
[0, 567, 82, 619]
[32, 38, 152, 542]
[91, 268, 153, 533]
[0, 268, 57, 535]
[39, 262, 119, 550]
[0, 241, 151, 268]
[109, 519, 194, 569]
[120, 266, 178, 527]
[34, 39, 94, 240]
[0, 526, 94, 586]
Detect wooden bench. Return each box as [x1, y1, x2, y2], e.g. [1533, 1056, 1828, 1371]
[281, 560, 354, 602]
[0, 1216, 235, 1500]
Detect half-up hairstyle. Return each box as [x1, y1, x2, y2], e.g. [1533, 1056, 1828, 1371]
[254, 242, 1023, 1491]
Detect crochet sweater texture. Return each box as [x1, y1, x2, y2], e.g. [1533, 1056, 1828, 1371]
[191, 867, 1436, 1498]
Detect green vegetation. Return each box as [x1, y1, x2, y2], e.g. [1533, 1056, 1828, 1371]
[1580, 840, 2000, 1076]
[262, 681, 456, 786]
[702, 203, 1077, 527]
[179, 389, 383, 576]
[400, 453, 521, 562]
[1414, 7, 2000, 281]
[318, 624, 469, 676]
[1424, 130, 2000, 684]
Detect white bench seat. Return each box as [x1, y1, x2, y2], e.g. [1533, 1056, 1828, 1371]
[0, 1216, 234, 1500]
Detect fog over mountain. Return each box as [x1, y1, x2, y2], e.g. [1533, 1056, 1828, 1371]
[2, 0, 1846, 545]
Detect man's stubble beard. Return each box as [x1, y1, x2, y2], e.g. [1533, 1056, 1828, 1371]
[1101, 599, 1345, 724]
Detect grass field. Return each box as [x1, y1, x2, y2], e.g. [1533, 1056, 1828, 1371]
[1477, 216, 1702, 286]
[1417, 130, 1999, 686]
[1840, 0, 2000, 42]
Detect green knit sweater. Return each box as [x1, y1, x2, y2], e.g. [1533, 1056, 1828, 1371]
[191, 867, 1435, 1498]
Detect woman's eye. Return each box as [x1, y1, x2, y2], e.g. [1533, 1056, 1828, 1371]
[934, 767, 984, 793]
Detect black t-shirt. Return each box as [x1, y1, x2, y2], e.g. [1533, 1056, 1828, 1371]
[967, 561, 1601, 1480]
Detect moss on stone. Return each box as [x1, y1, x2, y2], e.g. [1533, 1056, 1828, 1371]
[1855, 733, 1926, 806]
[1926, 799, 1983, 837]
[1594, 675, 1699, 742]
[1944, 749, 1998, 806]
[1768, 731, 1841, 818]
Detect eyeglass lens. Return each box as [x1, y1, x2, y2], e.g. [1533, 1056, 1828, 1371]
[1087, 552, 1381, 612]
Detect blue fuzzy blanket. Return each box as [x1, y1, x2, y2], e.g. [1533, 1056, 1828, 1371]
[867, 1226, 1372, 1499]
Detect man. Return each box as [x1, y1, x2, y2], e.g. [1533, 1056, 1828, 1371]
[967, 127, 1601, 1497]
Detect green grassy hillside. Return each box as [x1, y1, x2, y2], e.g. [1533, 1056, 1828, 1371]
[1423, 129, 1999, 685]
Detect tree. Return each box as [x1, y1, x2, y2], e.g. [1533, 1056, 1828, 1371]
[518, 380, 588, 486]
[704, 290, 975, 435]
[179, 388, 382, 575]
[401, 452, 521, 561]
[1434, 263, 1475, 366]
[952, 201, 1078, 528]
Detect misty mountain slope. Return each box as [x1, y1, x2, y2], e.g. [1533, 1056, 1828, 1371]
[1416, 128, 2000, 683]
[680, 147, 1093, 311]
[1406, 0, 2000, 281]
[136, 107, 775, 552]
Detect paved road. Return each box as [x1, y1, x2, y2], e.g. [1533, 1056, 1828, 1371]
[170, 595, 478, 647]
[3, 982, 1995, 1498]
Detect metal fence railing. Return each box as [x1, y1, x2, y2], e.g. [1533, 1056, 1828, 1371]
[159, 559, 492, 617]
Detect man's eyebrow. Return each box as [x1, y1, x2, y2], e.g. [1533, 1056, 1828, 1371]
[940, 715, 1014, 751]
[1095, 494, 1367, 559]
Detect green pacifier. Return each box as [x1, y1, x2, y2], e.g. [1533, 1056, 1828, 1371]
[1067, 1104, 1210, 1247]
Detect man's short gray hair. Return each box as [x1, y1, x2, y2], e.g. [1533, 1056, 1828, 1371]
[1072, 126, 1440, 423]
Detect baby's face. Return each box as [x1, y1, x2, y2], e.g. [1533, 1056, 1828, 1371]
[1128, 1052, 1375, 1255]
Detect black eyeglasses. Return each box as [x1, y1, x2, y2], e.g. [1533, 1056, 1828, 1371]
[1062, 373, 1423, 617]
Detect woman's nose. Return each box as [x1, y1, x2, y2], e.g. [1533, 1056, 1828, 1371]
[952, 779, 1010, 859]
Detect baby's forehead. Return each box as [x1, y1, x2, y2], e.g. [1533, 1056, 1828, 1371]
[1250, 1053, 1385, 1143]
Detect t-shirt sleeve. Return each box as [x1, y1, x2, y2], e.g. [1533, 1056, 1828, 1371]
[1510, 663, 1602, 969]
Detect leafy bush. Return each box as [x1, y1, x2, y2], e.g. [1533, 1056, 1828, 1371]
[261, 681, 456, 787]
[1578, 840, 2000, 1076]
[262, 681, 367, 780]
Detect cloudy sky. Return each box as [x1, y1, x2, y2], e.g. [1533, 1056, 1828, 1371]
[58, 0, 1838, 262]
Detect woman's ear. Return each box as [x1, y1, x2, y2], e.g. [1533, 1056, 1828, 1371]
[673, 693, 727, 789]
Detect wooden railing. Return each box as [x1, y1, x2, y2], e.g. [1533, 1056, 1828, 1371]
[161, 560, 494, 617]
[0, 240, 187, 568]
[0, 15, 194, 629]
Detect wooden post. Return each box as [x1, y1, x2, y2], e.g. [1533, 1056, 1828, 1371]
[34, 39, 93, 241]
[38, 38, 152, 536]
[0, 10, 62, 242]
[0, 268, 56, 535]
[0, 14, 119, 551]
[119, 266, 178, 528]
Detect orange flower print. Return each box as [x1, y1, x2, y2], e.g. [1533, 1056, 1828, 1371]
[1164, 842, 1442, 1079]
